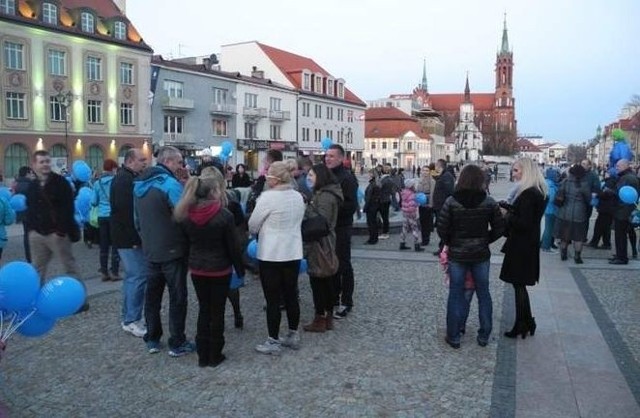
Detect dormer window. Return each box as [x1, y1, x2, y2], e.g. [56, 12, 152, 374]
[0, 0, 15, 14]
[314, 75, 323, 94]
[327, 79, 334, 96]
[302, 72, 311, 91]
[114, 21, 126, 40]
[337, 81, 344, 99]
[42, 3, 57, 25]
[81, 12, 95, 33]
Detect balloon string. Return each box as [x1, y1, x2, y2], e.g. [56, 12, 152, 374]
[0, 310, 4, 339]
[1, 309, 36, 342]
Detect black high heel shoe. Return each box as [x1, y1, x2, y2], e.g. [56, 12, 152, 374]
[504, 321, 529, 339]
[528, 317, 537, 336]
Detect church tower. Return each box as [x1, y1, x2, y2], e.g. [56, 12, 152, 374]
[454, 74, 483, 162]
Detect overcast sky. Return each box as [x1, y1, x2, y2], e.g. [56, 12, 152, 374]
[127, 0, 640, 144]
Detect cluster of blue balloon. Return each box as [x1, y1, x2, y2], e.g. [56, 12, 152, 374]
[0, 262, 85, 341]
[415, 192, 428, 206]
[219, 141, 234, 163]
[619, 185, 639, 205]
[72, 160, 92, 183]
[246, 239, 308, 274]
[69, 160, 94, 225]
[0, 186, 27, 213]
[321, 137, 333, 151]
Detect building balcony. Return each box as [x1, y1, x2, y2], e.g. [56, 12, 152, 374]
[209, 103, 236, 115]
[161, 133, 194, 144]
[161, 97, 194, 111]
[269, 110, 291, 121]
[243, 107, 267, 119]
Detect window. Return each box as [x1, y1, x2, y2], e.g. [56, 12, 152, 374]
[303, 73, 311, 90]
[163, 80, 183, 98]
[86, 56, 102, 81]
[270, 97, 281, 111]
[270, 125, 281, 140]
[87, 100, 102, 123]
[314, 128, 321, 142]
[314, 75, 323, 93]
[337, 108, 344, 121]
[244, 122, 257, 139]
[213, 88, 227, 104]
[314, 104, 322, 118]
[326, 106, 333, 120]
[382, 141, 387, 150]
[392, 142, 398, 150]
[326, 130, 333, 139]
[114, 21, 126, 40]
[48, 49, 66, 76]
[42, 3, 57, 24]
[346, 129, 353, 144]
[81, 12, 94, 33]
[327, 79, 334, 96]
[213, 119, 227, 136]
[3, 143, 29, 180]
[347, 110, 354, 123]
[120, 103, 134, 125]
[117, 62, 133, 85]
[371, 141, 376, 149]
[301, 127, 310, 142]
[0, 0, 16, 14]
[4, 41, 23, 70]
[6, 92, 26, 119]
[337, 82, 344, 98]
[302, 102, 310, 117]
[407, 142, 413, 151]
[49, 96, 65, 121]
[244, 93, 257, 108]
[164, 115, 183, 134]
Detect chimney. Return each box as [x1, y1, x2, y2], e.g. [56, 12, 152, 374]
[251, 66, 264, 79]
[114, 0, 127, 14]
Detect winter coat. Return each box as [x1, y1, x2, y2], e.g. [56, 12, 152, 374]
[304, 184, 343, 277]
[248, 185, 305, 262]
[110, 166, 141, 249]
[180, 201, 245, 278]
[379, 174, 396, 203]
[544, 179, 558, 216]
[92, 173, 114, 218]
[432, 170, 455, 211]
[415, 174, 434, 207]
[330, 164, 358, 227]
[25, 172, 78, 240]
[133, 164, 187, 263]
[596, 176, 617, 215]
[499, 187, 547, 286]
[400, 188, 418, 216]
[555, 175, 592, 223]
[231, 172, 252, 188]
[0, 198, 16, 249]
[436, 189, 505, 263]
[614, 169, 640, 221]
[363, 178, 382, 212]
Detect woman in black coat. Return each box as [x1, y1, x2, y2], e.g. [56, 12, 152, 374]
[231, 164, 252, 188]
[499, 157, 548, 339]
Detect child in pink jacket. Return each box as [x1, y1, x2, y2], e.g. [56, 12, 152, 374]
[399, 179, 424, 252]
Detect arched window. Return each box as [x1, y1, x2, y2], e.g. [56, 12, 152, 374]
[118, 145, 132, 157]
[50, 143, 68, 157]
[85, 145, 104, 173]
[4, 143, 30, 179]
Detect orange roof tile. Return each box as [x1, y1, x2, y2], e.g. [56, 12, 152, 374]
[517, 138, 541, 152]
[365, 108, 430, 140]
[257, 43, 366, 107]
[365, 107, 415, 121]
[429, 93, 495, 111]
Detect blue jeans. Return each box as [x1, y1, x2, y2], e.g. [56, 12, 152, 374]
[541, 214, 556, 250]
[447, 260, 492, 344]
[118, 248, 149, 325]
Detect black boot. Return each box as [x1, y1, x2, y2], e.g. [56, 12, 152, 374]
[504, 321, 529, 339]
[414, 243, 425, 252]
[560, 248, 568, 261]
[574, 251, 583, 264]
[399, 242, 410, 250]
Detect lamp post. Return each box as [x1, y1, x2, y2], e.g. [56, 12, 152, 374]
[56, 91, 74, 167]
[596, 125, 602, 169]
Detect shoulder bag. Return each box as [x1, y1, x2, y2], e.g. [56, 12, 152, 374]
[301, 203, 330, 242]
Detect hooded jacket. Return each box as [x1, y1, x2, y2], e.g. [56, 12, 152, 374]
[92, 173, 114, 218]
[436, 189, 505, 263]
[180, 201, 245, 277]
[133, 164, 186, 262]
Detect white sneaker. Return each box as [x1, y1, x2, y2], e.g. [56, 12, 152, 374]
[255, 337, 282, 355]
[280, 330, 300, 350]
[122, 321, 147, 338]
[378, 234, 390, 240]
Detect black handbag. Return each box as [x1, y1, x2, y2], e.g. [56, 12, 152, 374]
[301, 203, 330, 242]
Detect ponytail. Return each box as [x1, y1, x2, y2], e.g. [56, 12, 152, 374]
[174, 176, 199, 222]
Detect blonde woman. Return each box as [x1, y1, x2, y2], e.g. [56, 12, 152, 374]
[174, 169, 245, 367]
[248, 161, 306, 355]
[499, 158, 548, 339]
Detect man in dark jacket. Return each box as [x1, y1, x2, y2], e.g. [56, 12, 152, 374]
[325, 144, 358, 318]
[610, 159, 640, 265]
[378, 164, 396, 239]
[134, 146, 193, 356]
[111, 148, 148, 337]
[25, 151, 80, 284]
[431, 159, 455, 255]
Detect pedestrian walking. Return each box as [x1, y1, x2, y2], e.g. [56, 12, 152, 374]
[363, 169, 382, 245]
[93, 159, 121, 281]
[398, 179, 424, 252]
[416, 164, 434, 246]
[610, 159, 640, 264]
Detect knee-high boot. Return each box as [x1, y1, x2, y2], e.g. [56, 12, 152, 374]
[227, 289, 243, 329]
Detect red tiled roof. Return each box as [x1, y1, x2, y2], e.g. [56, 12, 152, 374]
[63, 0, 122, 17]
[429, 93, 495, 111]
[257, 43, 366, 107]
[365, 107, 415, 121]
[517, 139, 541, 152]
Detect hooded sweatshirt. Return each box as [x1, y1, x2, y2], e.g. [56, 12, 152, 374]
[181, 201, 245, 278]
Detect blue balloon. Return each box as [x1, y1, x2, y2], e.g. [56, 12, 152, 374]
[17, 311, 56, 337]
[299, 259, 308, 274]
[619, 185, 639, 204]
[321, 138, 333, 151]
[9, 193, 27, 212]
[229, 270, 245, 290]
[221, 141, 233, 154]
[78, 186, 93, 202]
[357, 188, 365, 203]
[72, 160, 92, 183]
[35, 276, 86, 319]
[0, 187, 11, 202]
[415, 192, 428, 206]
[247, 239, 258, 260]
[0, 261, 41, 311]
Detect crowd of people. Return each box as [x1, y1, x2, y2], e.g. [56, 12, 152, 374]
[10, 146, 639, 362]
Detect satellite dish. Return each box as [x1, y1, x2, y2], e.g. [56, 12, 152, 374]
[209, 54, 219, 65]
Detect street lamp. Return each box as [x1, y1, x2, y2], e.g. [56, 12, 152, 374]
[56, 91, 74, 166]
[596, 125, 602, 168]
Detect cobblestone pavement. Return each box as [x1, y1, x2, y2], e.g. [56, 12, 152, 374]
[0, 177, 638, 417]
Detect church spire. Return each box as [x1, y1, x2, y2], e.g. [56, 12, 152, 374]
[501, 13, 510, 54]
[420, 58, 428, 92]
[464, 72, 471, 102]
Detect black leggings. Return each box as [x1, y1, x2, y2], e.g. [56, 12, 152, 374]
[309, 276, 334, 316]
[259, 260, 300, 339]
[513, 284, 532, 323]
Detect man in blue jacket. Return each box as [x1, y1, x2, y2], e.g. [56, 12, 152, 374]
[134, 146, 193, 356]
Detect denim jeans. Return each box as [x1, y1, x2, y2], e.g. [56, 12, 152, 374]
[118, 248, 149, 325]
[541, 214, 556, 250]
[447, 260, 492, 344]
[144, 258, 188, 349]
